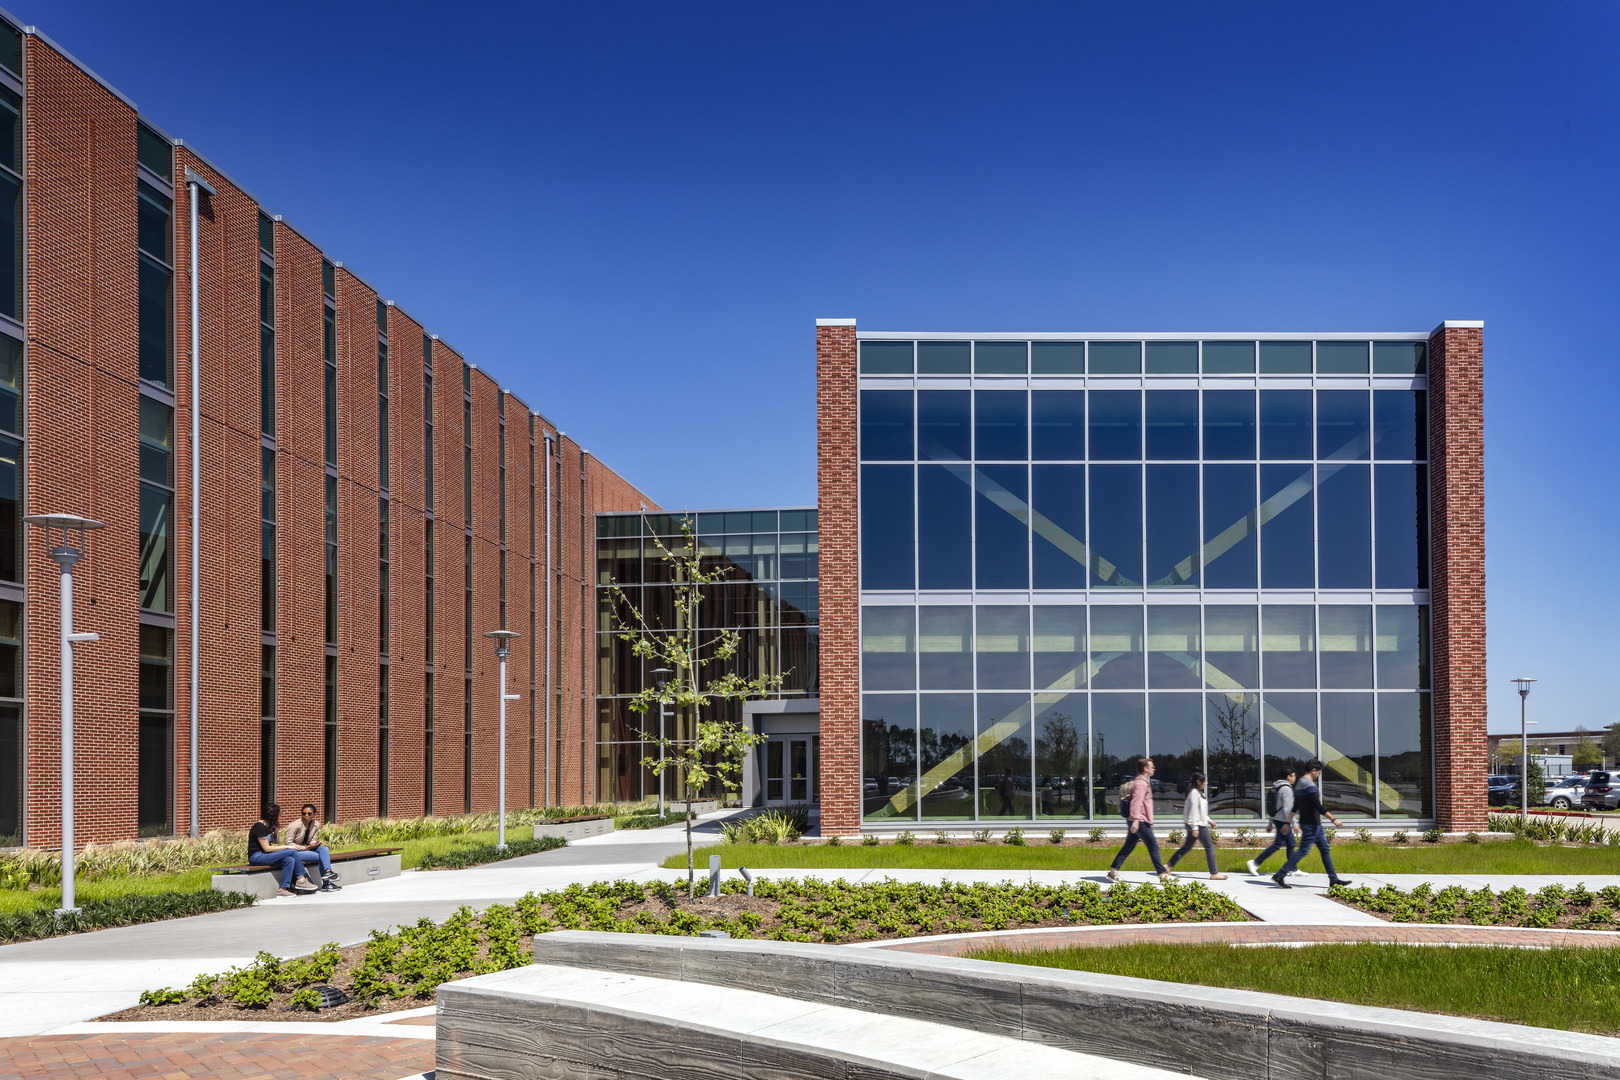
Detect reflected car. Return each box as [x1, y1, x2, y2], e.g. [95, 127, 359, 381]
[1580, 772, 1620, 811]
[1544, 775, 1587, 810]
[1486, 775, 1519, 806]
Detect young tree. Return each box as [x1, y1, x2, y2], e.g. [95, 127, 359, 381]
[607, 522, 780, 895]
[1603, 722, 1620, 767]
[1574, 737, 1604, 771]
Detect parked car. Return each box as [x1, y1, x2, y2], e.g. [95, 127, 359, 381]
[1487, 775, 1519, 806]
[1580, 772, 1620, 811]
[1544, 775, 1587, 810]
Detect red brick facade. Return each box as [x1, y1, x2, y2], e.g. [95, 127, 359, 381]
[1429, 323, 1487, 831]
[814, 321, 859, 835]
[11, 31, 656, 846]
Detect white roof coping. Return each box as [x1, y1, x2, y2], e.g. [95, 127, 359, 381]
[816, 318, 857, 326]
[1438, 320, 1484, 329]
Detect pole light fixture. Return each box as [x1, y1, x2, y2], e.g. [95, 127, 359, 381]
[484, 630, 522, 849]
[1513, 677, 1538, 820]
[652, 668, 672, 818]
[23, 514, 104, 916]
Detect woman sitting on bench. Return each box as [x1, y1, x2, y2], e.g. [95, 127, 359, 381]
[248, 803, 318, 897]
[285, 803, 341, 892]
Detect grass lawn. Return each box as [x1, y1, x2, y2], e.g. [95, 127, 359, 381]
[671, 838, 1620, 876]
[969, 941, 1620, 1035]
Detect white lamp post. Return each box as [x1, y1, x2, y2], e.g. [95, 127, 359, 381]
[652, 668, 671, 817]
[484, 630, 521, 849]
[1513, 677, 1538, 819]
[23, 514, 103, 916]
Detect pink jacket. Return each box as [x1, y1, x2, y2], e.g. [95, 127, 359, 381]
[1128, 777, 1154, 825]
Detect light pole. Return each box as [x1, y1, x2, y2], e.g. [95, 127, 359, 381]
[652, 668, 671, 817]
[1513, 677, 1538, 819]
[23, 514, 103, 916]
[483, 630, 522, 849]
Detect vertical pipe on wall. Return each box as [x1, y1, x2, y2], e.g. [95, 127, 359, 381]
[580, 450, 589, 803]
[184, 170, 211, 837]
[544, 433, 554, 807]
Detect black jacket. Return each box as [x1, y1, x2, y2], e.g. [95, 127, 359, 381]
[1295, 778, 1325, 827]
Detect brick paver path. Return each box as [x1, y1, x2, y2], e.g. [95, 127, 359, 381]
[0, 1032, 431, 1080]
[880, 920, 1620, 955]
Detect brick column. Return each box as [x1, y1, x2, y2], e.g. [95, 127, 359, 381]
[816, 320, 859, 835]
[1428, 322, 1486, 830]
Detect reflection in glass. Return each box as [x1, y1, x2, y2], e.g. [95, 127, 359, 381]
[976, 606, 1030, 689]
[1146, 465, 1198, 588]
[860, 464, 913, 589]
[918, 390, 971, 461]
[1033, 606, 1087, 690]
[1035, 693, 1086, 817]
[1374, 464, 1427, 589]
[140, 484, 172, 612]
[1206, 692, 1259, 817]
[976, 464, 1028, 589]
[1090, 606, 1144, 689]
[1203, 341, 1255, 373]
[1145, 342, 1197, 373]
[1259, 341, 1312, 373]
[1088, 391, 1141, 460]
[1319, 692, 1376, 816]
[978, 693, 1032, 817]
[1032, 342, 1085, 374]
[1373, 341, 1426, 375]
[0, 432, 18, 584]
[1031, 391, 1085, 460]
[1031, 465, 1086, 589]
[1378, 692, 1430, 818]
[1088, 341, 1141, 374]
[1202, 391, 1255, 460]
[1317, 463, 1371, 588]
[1260, 390, 1313, 460]
[1259, 464, 1314, 588]
[1149, 693, 1201, 818]
[975, 391, 1027, 460]
[1146, 606, 1201, 689]
[1373, 390, 1426, 460]
[918, 465, 971, 589]
[1263, 693, 1317, 785]
[1203, 464, 1257, 589]
[1145, 390, 1198, 460]
[859, 340, 912, 374]
[859, 390, 913, 460]
[1089, 465, 1141, 587]
[0, 335, 18, 435]
[1261, 606, 1316, 688]
[918, 606, 972, 690]
[861, 606, 915, 690]
[919, 694, 975, 819]
[1375, 605, 1428, 689]
[975, 341, 1028, 374]
[1090, 693, 1144, 815]
[1319, 605, 1373, 688]
[1203, 605, 1258, 689]
[863, 693, 917, 820]
[918, 341, 970, 374]
[1317, 390, 1370, 460]
[1316, 341, 1369, 374]
[0, 703, 16, 844]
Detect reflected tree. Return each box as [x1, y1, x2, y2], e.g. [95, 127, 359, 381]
[1208, 693, 1259, 815]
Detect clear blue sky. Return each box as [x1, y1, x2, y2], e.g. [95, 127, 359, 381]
[24, 2, 1619, 736]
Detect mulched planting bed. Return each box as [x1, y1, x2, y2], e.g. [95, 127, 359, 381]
[1330, 881, 1620, 929]
[119, 876, 1247, 1022]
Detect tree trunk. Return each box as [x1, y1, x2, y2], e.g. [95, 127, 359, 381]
[686, 792, 694, 897]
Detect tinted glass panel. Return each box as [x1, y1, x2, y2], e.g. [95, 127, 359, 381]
[978, 693, 1033, 818]
[138, 254, 171, 386]
[1033, 606, 1086, 690]
[1088, 341, 1141, 374]
[1317, 390, 1369, 460]
[976, 606, 1030, 689]
[859, 465, 913, 589]
[1259, 464, 1314, 588]
[1264, 692, 1317, 782]
[976, 464, 1028, 589]
[1260, 390, 1313, 460]
[1373, 341, 1426, 374]
[1030, 391, 1084, 459]
[859, 341, 912, 374]
[1317, 341, 1369, 374]
[863, 693, 917, 820]
[0, 433, 18, 583]
[139, 484, 172, 611]
[1151, 692, 1203, 820]
[1145, 341, 1196, 373]
[1031, 341, 1085, 374]
[859, 390, 913, 460]
[975, 341, 1027, 374]
[0, 337, 16, 436]
[1373, 389, 1426, 460]
[917, 390, 971, 461]
[137, 181, 169, 261]
[1319, 605, 1373, 688]
[1202, 341, 1255, 373]
[1146, 605, 1200, 688]
[1374, 463, 1427, 589]
[1202, 464, 1257, 589]
[1204, 605, 1258, 689]
[1317, 464, 1371, 588]
[1034, 692, 1085, 816]
[0, 172, 16, 321]
[1207, 692, 1261, 817]
[917, 341, 970, 374]
[974, 391, 1026, 460]
[1031, 464, 1086, 589]
[1202, 391, 1255, 459]
[0, 88, 18, 177]
[918, 606, 972, 689]
[1088, 391, 1141, 460]
[1145, 390, 1197, 460]
[861, 607, 915, 690]
[1375, 605, 1428, 689]
[1320, 692, 1375, 815]
[1262, 605, 1315, 688]
[138, 396, 172, 486]
[1090, 692, 1144, 814]
[1378, 691, 1430, 817]
[137, 122, 172, 180]
[918, 693, 974, 819]
[1089, 606, 1144, 689]
[917, 465, 971, 589]
[259, 213, 274, 253]
[1145, 464, 1198, 588]
[1088, 464, 1141, 587]
[1259, 341, 1312, 373]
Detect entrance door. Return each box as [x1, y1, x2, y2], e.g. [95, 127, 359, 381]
[764, 736, 816, 806]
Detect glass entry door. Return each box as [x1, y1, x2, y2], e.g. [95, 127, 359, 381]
[764, 736, 816, 806]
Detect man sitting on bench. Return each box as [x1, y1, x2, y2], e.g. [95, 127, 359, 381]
[248, 803, 319, 897]
[284, 803, 342, 892]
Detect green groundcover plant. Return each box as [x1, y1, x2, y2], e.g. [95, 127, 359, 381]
[0, 889, 255, 944]
[1329, 880, 1620, 930]
[139, 877, 1246, 1012]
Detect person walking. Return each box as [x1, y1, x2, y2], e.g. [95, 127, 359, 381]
[1167, 772, 1225, 879]
[1107, 758, 1171, 883]
[1247, 767, 1297, 877]
[1273, 759, 1353, 889]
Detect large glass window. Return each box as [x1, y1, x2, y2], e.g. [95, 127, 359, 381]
[324, 302, 337, 466]
[1089, 465, 1141, 587]
[138, 181, 172, 388]
[1260, 390, 1313, 460]
[1031, 391, 1084, 460]
[1145, 464, 1198, 588]
[137, 625, 174, 836]
[1031, 341, 1084, 374]
[1088, 341, 1141, 374]
[1373, 390, 1426, 460]
[1378, 692, 1430, 817]
[860, 465, 913, 589]
[1150, 692, 1201, 817]
[862, 694, 917, 820]
[0, 338, 21, 584]
[1146, 342, 1197, 374]
[1375, 605, 1429, 689]
[1031, 464, 1085, 589]
[1088, 391, 1140, 460]
[1319, 605, 1374, 688]
[1206, 691, 1260, 817]
[1204, 605, 1258, 689]
[325, 475, 338, 646]
[1259, 464, 1314, 588]
[975, 464, 1028, 589]
[1090, 692, 1144, 815]
[0, 599, 19, 845]
[918, 340, 968, 374]
[975, 606, 1030, 689]
[860, 390, 912, 460]
[1089, 607, 1143, 689]
[1374, 463, 1428, 589]
[1033, 606, 1086, 691]
[1203, 464, 1257, 589]
[1317, 390, 1369, 460]
[918, 606, 971, 690]
[1145, 390, 1198, 460]
[139, 397, 173, 612]
[917, 390, 970, 461]
[917, 464, 970, 589]
[1146, 605, 1200, 689]
[1261, 606, 1315, 688]
[1202, 391, 1255, 460]
[1035, 692, 1085, 817]
[1317, 464, 1371, 588]
[261, 446, 275, 633]
[977, 693, 1032, 817]
[918, 693, 974, 820]
[1320, 692, 1376, 816]
[975, 391, 1026, 460]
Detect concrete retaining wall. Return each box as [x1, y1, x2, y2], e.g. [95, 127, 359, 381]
[210, 852, 402, 899]
[530, 930, 1616, 1080]
[531, 817, 614, 842]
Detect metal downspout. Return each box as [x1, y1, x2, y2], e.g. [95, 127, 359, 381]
[544, 434, 554, 807]
[184, 169, 212, 836]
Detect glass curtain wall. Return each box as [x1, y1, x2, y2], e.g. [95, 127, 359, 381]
[857, 338, 1431, 823]
[0, 41, 20, 842]
[593, 509, 819, 802]
[257, 214, 277, 809]
[322, 261, 338, 818]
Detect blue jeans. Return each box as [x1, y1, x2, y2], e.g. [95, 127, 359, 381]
[1254, 822, 1296, 870]
[1280, 823, 1341, 881]
[248, 848, 303, 888]
[1111, 822, 1169, 874]
[294, 846, 332, 877]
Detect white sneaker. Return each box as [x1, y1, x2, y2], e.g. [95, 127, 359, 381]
[1245, 859, 1259, 876]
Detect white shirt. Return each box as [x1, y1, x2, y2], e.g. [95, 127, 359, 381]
[1182, 787, 1210, 828]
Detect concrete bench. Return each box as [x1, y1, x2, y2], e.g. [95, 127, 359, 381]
[531, 816, 613, 842]
[210, 846, 403, 899]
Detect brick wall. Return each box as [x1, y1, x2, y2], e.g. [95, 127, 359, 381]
[814, 321, 859, 835]
[1429, 324, 1486, 831]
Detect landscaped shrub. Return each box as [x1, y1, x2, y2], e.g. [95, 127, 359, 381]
[1422, 827, 1444, 844]
[1087, 827, 1106, 843]
[1392, 830, 1409, 844]
[895, 830, 916, 846]
[1356, 827, 1374, 844]
[415, 835, 565, 870]
[1003, 827, 1025, 846]
[861, 833, 880, 846]
[0, 889, 256, 944]
[1329, 880, 1620, 931]
[971, 828, 992, 843]
[933, 830, 951, 845]
[1047, 828, 1066, 845]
